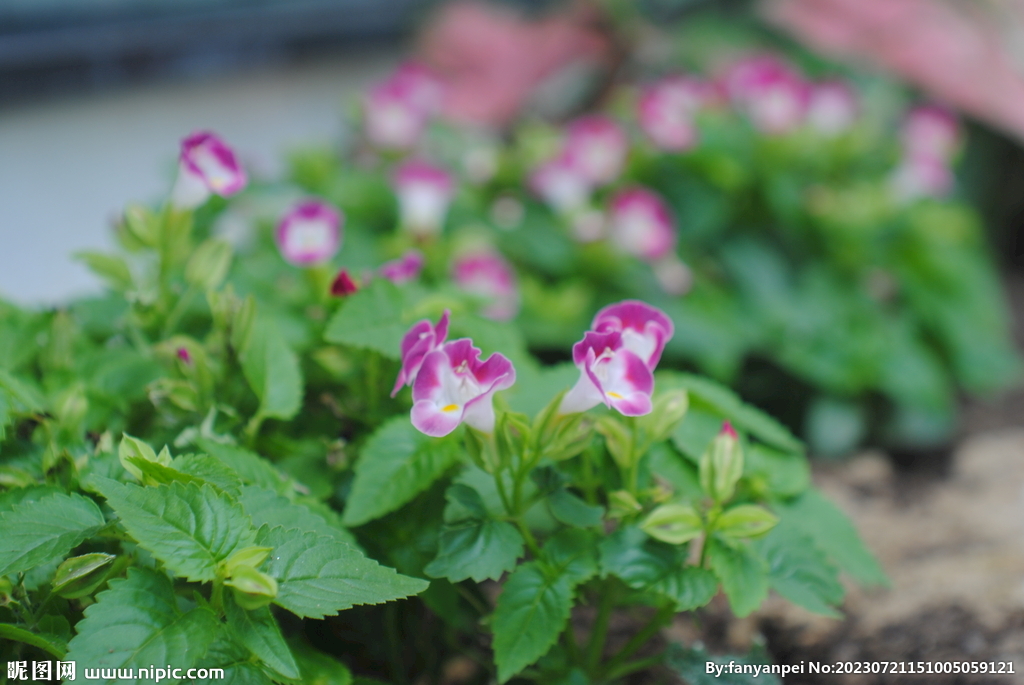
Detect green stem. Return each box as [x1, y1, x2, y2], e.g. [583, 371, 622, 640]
[494, 471, 514, 517]
[563, 624, 582, 668]
[601, 604, 675, 677]
[366, 352, 380, 416]
[585, 583, 616, 671]
[603, 654, 665, 681]
[453, 583, 490, 617]
[516, 519, 542, 557]
[162, 284, 198, 338]
[698, 535, 710, 569]
[211, 578, 224, 614]
[385, 602, 408, 685]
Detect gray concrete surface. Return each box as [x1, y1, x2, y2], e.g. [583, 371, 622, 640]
[0, 50, 398, 305]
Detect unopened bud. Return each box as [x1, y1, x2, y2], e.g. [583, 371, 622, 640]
[640, 503, 703, 545]
[53, 553, 116, 599]
[638, 389, 688, 444]
[226, 566, 278, 610]
[699, 421, 743, 503]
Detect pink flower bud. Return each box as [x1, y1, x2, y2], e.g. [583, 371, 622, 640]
[171, 131, 247, 209]
[331, 270, 360, 297]
[901, 105, 959, 161]
[807, 80, 859, 136]
[393, 310, 450, 397]
[562, 115, 629, 186]
[529, 155, 592, 214]
[723, 55, 809, 135]
[275, 200, 342, 266]
[392, 160, 456, 237]
[608, 187, 677, 262]
[720, 420, 738, 439]
[379, 250, 425, 284]
[411, 339, 516, 437]
[452, 250, 520, 321]
[176, 347, 192, 364]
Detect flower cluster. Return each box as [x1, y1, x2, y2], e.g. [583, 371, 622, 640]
[889, 105, 960, 201]
[396, 301, 673, 437]
[363, 62, 444, 150]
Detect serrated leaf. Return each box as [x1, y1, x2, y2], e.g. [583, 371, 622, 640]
[425, 485, 523, 583]
[0, 623, 67, 658]
[752, 521, 843, 617]
[197, 440, 292, 494]
[239, 486, 353, 544]
[225, 594, 300, 681]
[641, 504, 704, 545]
[777, 489, 888, 586]
[707, 539, 768, 618]
[491, 561, 574, 683]
[0, 492, 105, 578]
[548, 490, 604, 527]
[324, 279, 407, 358]
[240, 315, 303, 422]
[76, 251, 133, 291]
[0, 368, 46, 413]
[66, 567, 220, 683]
[541, 529, 598, 586]
[599, 528, 716, 611]
[256, 525, 428, 619]
[95, 479, 257, 582]
[745, 444, 809, 498]
[184, 635, 274, 685]
[127, 456, 208, 488]
[171, 454, 246, 494]
[343, 417, 461, 526]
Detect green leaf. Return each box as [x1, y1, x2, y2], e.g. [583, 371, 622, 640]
[0, 492, 105, 578]
[641, 504, 704, 545]
[290, 640, 354, 685]
[343, 417, 461, 526]
[171, 454, 247, 494]
[238, 486, 354, 544]
[256, 525, 428, 619]
[599, 528, 717, 611]
[665, 642, 781, 685]
[225, 595, 300, 681]
[94, 479, 257, 582]
[0, 368, 46, 413]
[425, 485, 523, 583]
[66, 567, 220, 682]
[324, 279, 407, 358]
[52, 552, 116, 599]
[707, 539, 769, 618]
[777, 488, 887, 586]
[752, 521, 843, 618]
[197, 439, 292, 494]
[714, 505, 778, 540]
[491, 561, 574, 683]
[0, 623, 67, 658]
[540, 529, 598, 586]
[184, 635, 273, 685]
[744, 444, 809, 498]
[75, 251, 134, 291]
[548, 490, 604, 528]
[240, 314, 304, 422]
[671, 407, 725, 462]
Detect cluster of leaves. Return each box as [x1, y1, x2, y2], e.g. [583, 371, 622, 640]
[0, 190, 884, 684]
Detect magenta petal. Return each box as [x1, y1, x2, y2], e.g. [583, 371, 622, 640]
[592, 300, 674, 369]
[411, 400, 464, 437]
[572, 330, 622, 368]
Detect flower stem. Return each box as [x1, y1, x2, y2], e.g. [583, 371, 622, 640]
[600, 604, 675, 678]
[603, 654, 665, 681]
[585, 582, 616, 671]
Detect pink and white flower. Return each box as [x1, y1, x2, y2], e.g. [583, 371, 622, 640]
[558, 330, 655, 417]
[807, 80, 859, 136]
[901, 105, 960, 161]
[275, 200, 342, 266]
[637, 76, 707, 151]
[452, 250, 520, 321]
[562, 115, 629, 186]
[889, 154, 955, 201]
[389, 61, 445, 115]
[363, 82, 429, 151]
[529, 155, 592, 214]
[411, 339, 516, 437]
[591, 301, 675, 371]
[171, 131, 247, 209]
[379, 249, 425, 284]
[608, 188, 677, 262]
[392, 310, 450, 396]
[723, 55, 809, 135]
[392, 160, 456, 237]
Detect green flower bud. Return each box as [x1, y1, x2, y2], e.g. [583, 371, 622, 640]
[52, 553, 116, 599]
[186, 238, 233, 291]
[699, 421, 743, 504]
[638, 389, 688, 445]
[607, 490, 642, 519]
[222, 546, 273, 576]
[713, 504, 778, 540]
[226, 566, 279, 610]
[596, 416, 633, 469]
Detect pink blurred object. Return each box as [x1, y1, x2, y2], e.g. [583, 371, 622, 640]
[379, 250, 426, 284]
[807, 80, 859, 135]
[723, 54, 810, 134]
[452, 250, 520, 321]
[171, 131, 247, 209]
[418, 1, 611, 125]
[562, 115, 629, 186]
[889, 153, 955, 201]
[762, 0, 1024, 142]
[276, 200, 342, 266]
[608, 187, 677, 263]
[530, 155, 592, 214]
[392, 160, 456, 237]
[637, 76, 706, 151]
[902, 104, 960, 160]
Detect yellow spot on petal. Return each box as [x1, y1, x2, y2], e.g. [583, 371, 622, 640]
[607, 392, 623, 399]
[442, 404, 460, 412]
